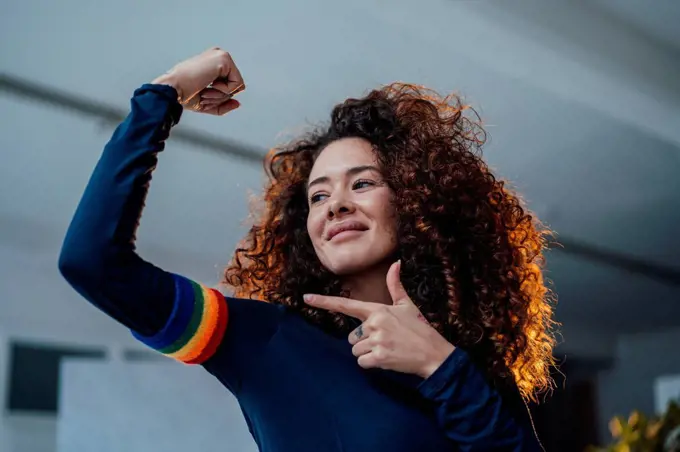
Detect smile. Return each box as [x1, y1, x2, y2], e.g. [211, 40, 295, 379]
[326, 221, 369, 241]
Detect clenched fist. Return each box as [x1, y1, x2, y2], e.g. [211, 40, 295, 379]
[153, 47, 245, 115]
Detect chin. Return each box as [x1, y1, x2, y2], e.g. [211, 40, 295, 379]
[327, 261, 370, 276]
[322, 249, 391, 276]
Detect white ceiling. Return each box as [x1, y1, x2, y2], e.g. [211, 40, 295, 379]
[1, 0, 679, 357]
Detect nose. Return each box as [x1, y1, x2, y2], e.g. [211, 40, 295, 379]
[327, 197, 356, 219]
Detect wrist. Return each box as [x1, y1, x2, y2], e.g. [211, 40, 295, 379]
[420, 342, 456, 379]
[151, 73, 183, 101]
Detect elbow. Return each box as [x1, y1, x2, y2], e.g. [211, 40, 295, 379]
[58, 239, 103, 294]
[58, 248, 82, 286]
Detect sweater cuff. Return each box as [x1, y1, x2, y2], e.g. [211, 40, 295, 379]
[134, 83, 183, 127]
[132, 274, 229, 365]
[417, 347, 469, 399]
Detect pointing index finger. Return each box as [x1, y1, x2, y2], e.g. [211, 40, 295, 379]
[303, 294, 377, 321]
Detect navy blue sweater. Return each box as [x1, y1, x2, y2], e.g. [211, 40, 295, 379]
[58, 84, 543, 451]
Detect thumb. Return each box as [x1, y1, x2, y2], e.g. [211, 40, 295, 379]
[386, 260, 412, 306]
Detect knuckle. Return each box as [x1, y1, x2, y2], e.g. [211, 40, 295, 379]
[377, 307, 392, 320]
[209, 47, 226, 58]
[211, 49, 229, 62]
[372, 310, 389, 324]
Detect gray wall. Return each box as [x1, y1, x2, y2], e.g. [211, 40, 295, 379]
[597, 327, 680, 442]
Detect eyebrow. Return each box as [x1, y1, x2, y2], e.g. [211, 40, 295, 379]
[307, 165, 381, 190]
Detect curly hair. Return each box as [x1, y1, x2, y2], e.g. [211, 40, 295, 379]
[224, 83, 557, 402]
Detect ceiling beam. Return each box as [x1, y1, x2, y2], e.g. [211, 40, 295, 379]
[554, 237, 680, 287]
[0, 73, 264, 164]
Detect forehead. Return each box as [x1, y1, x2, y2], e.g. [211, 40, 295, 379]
[309, 137, 378, 179]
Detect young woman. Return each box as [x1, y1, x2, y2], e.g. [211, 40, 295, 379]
[59, 47, 556, 451]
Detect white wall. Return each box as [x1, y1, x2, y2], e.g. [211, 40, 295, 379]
[58, 360, 257, 452]
[3, 414, 57, 452]
[0, 328, 158, 452]
[596, 327, 680, 443]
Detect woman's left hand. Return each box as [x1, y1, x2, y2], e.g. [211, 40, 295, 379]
[303, 261, 455, 379]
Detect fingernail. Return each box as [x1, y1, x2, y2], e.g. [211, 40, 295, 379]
[303, 294, 313, 303]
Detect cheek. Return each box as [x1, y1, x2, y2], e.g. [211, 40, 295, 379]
[381, 206, 399, 242]
[369, 191, 398, 238]
[306, 209, 325, 245]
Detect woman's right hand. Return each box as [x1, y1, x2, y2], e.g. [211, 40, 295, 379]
[152, 47, 245, 116]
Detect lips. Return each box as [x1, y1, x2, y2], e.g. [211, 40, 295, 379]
[326, 221, 369, 241]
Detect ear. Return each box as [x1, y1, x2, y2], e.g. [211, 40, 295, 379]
[386, 260, 414, 307]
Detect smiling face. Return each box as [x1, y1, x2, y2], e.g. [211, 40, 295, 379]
[306, 137, 398, 276]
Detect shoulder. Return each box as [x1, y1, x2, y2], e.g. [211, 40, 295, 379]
[223, 295, 287, 342]
[208, 294, 287, 368]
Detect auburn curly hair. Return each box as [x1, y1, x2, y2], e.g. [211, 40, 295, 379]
[224, 83, 557, 402]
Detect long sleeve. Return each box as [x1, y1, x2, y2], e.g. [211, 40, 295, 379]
[417, 348, 543, 451]
[58, 84, 229, 364]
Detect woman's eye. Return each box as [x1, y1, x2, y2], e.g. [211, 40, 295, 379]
[310, 193, 328, 204]
[353, 179, 375, 190]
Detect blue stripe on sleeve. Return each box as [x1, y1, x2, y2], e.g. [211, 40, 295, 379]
[132, 274, 196, 349]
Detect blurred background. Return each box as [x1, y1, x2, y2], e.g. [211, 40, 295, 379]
[1, 0, 679, 451]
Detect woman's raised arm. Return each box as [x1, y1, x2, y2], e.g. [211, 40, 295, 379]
[59, 49, 248, 365]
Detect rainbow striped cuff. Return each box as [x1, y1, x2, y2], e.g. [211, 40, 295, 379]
[132, 274, 229, 364]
